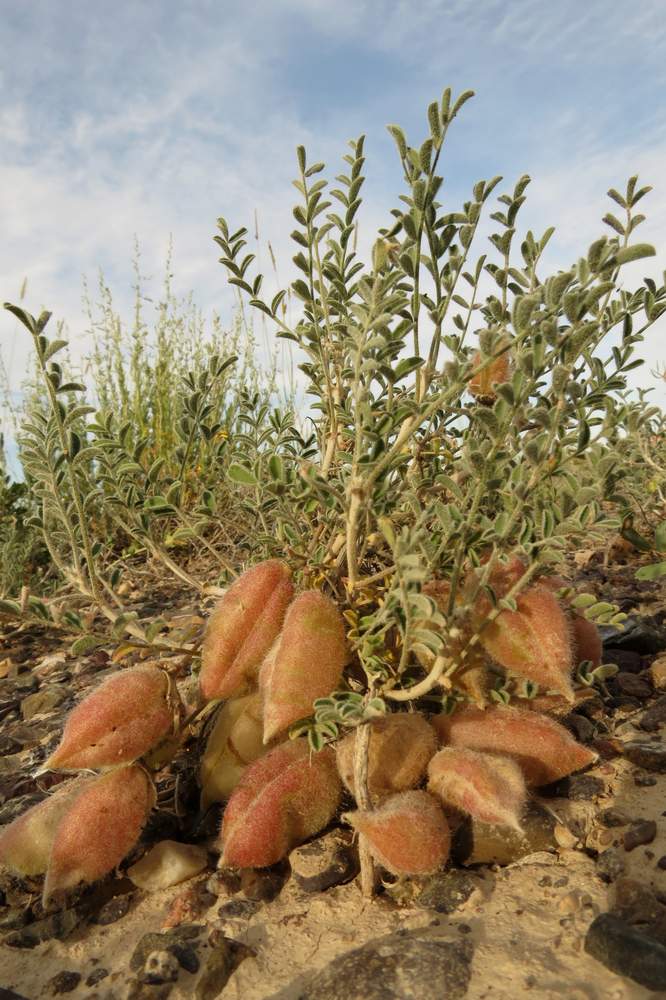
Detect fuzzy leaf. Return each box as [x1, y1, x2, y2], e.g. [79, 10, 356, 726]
[428, 747, 526, 830]
[336, 713, 437, 804]
[0, 777, 93, 876]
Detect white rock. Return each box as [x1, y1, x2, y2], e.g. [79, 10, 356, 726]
[128, 840, 209, 890]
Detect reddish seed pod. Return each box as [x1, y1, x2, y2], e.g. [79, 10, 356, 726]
[43, 765, 155, 904]
[336, 713, 437, 804]
[200, 560, 294, 701]
[220, 739, 342, 869]
[540, 575, 602, 668]
[433, 703, 597, 786]
[0, 777, 93, 877]
[468, 345, 512, 404]
[471, 583, 574, 699]
[261, 591, 348, 743]
[346, 791, 450, 876]
[428, 747, 526, 830]
[45, 666, 173, 771]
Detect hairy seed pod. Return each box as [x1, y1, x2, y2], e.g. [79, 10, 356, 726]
[540, 575, 602, 668]
[471, 584, 574, 699]
[346, 791, 450, 876]
[428, 747, 526, 830]
[199, 692, 266, 806]
[45, 667, 173, 771]
[0, 777, 93, 876]
[336, 713, 437, 804]
[199, 560, 294, 701]
[43, 765, 155, 904]
[261, 591, 348, 743]
[468, 344, 512, 404]
[220, 739, 342, 869]
[433, 704, 597, 786]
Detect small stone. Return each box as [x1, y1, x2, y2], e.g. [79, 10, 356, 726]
[195, 937, 253, 1000]
[128, 841, 209, 891]
[141, 950, 180, 985]
[585, 913, 666, 990]
[598, 808, 631, 828]
[162, 883, 216, 929]
[240, 864, 288, 902]
[551, 775, 605, 801]
[639, 695, 666, 732]
[624, 820, 658, 852]
[291, 929, 474, 1000]
[47, 971, 81, 995]
[93, 893, 133, 925]
[2, 908, 81, 949]
[624, 741, 666, 773]
[603, 648, 644, 673]
[20, 687, 65, 720]
[564, 714, 595, 743]
[597, 848, 626, 883]
[615, 672, 652, 699]
[648, 658, 666, 691]
[217, 898, 260, 921]
[126, 980, 173, 1000]
[453, 801, 557, 866]
[85, 969, 109, 987]
[289, 830, 359, 893]
[130, 927, 203, 975]
[206, 870, 241, 898]
[554, 824, 579, 850]
[612, 878, 666, 931]
[416, 870, 482, 914]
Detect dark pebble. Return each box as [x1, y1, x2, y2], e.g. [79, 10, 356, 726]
[606, 695, 641, 711]
[544, 774, 605, 801]
[585, 913, 666, 989]
[130, 927, 203, 975]
[597, 848, 626, 883]
[0, 988, 29, 999]
[624, 741, 666, 773]
[417, 871, 482, 915]
[92, 892, 133, 925]
[195, 937, 253, 1000]
[240, 865, 288, 902]
[603, 648, 644, 673]
[2, 908, 81, 949]
[599, 808, 631, 828]
[624, 820, 658, 852]
[564, 713, 595, 743]
[635, 773, 658, 786]
[615, 672, 652, 699]
[85, 969, 109, 987]
[47, 971, 80, 995]
[658, 857, 666, 870]
[218, 898, 261, 921]
[289, 930, 474, 1000]
[640, 695, 666, 732]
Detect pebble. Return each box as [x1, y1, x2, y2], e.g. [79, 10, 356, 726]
[289, 829, 359, 893]
[615, 672, 652, 699]
[2, 908, 82, 949]
[85, 969, 109, 987]
[141, 950, 180, 985]
[130, 926, 203, 976]
[128, 841, 209, 891]
[596, 848, 626, 883]
[598, 808, 631, 828]
[639, 695, 666, 732]
[126, 980, 173, 1000]
[454, 801, 558, 866]
[47, 971, 80, 995]
[624, 741, 666, 773]
[585, 913, 666, 990]
[416, 870, 482, 914]
[624, 820, 657, 852]
[92, 893, 133, 925]
[603, 648, 644, 673]
[194, 936, 253, 1000]
[288, 929, 474, 1000]
[649, 658, 666, 691]
[658, 856, 666, 870]
[240, 865, 288, 902]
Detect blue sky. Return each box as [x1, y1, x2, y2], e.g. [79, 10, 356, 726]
[1, 0, 665, 475]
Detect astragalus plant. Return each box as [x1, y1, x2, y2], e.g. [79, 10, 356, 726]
[2, 88, 666, 903]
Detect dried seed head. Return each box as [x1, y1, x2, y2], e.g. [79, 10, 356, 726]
[199, 692, 266, 806]
[45, 667, 173, 771]
[0, 777, 93, 876]
[261, 591, 348, 743]
[220, 739, 342, 869]
[200, 560, 294, 701]
[428, 747, 526, 831]
[433, 703, 597, 786]
[346, 791, 450, 876]
[43, 765, 155, 904]
[472, 584, 574, 699]
[336, 713, 437, 804]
